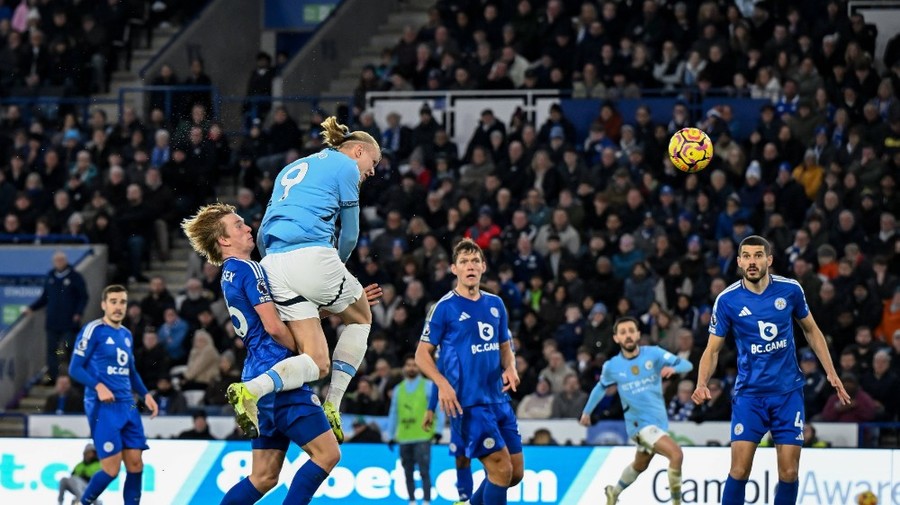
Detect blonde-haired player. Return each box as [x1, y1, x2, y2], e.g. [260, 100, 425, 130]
[182, 202, 380, 503]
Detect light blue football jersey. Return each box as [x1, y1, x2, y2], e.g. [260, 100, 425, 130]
[709, 275, 809, 397]
[597, 345, 687, 438]
[260, 149, 360, 255]
[420, 290, 512, 408]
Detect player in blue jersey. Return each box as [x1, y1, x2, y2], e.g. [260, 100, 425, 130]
[182, 203, 377, 504]
[68, 284, 159, 505]
[424, 367, 473, 504]
[416, 238, 524, 505]
[692, 235, 850, 505]
[581, 316, 692, 505]
[255, 116, 381, 443]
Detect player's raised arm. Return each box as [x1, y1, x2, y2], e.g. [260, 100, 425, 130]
[797, 314, 851, 405]
[692, 335, 725, 405]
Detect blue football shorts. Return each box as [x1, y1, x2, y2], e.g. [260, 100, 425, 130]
[252, 388, 331, 451]
[85, 399, 149, 459]
[450, 402, 522, 459]
[731, 388, 806, 446]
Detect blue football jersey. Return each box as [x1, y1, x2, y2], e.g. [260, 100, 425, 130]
[221, 257, 301, 387]
[260, 149, 360, 255]
[709, 275, 809, 397]
[420, 291, 512, 408]
[598, 346, 684, 438]
[71, 320, 142, 402]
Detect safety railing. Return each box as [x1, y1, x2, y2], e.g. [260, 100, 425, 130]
[858, 422, 900, 448]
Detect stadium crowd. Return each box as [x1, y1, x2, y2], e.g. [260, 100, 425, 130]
[3, 0, 900, 443]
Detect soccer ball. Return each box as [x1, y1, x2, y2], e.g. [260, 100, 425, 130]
[668, 127, 713, 173]
[857, 491, 878, 505]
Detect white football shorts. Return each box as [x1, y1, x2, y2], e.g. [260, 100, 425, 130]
[260, 246, 364, 321]
[633, 424, 667, 453]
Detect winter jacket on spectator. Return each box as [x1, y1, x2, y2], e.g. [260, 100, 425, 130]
[30, 261, 87, 331]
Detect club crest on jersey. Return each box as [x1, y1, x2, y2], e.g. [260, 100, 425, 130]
[631, 365, 640, 375]
[483, 438, 496, 450]
[490, 307, 499, 318]
[644, 360, 653, 370]
[124, 338, 131, 348]
[734, 423, 744, 436]
[774, 297, 787, 310]
[477, 322, 494, 341]
[103, 442, 114, 453]
[311, 395, 321, 407]
[116, 348, 129, 366]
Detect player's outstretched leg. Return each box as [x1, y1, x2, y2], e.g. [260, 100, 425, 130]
[652, 435, 684, 505]
[227, 382, 261, 439]
[606, 449, 652, 505]
[324, 294, 373, 443]
[227, 353, 324, 439]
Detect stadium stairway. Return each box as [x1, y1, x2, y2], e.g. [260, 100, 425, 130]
[0, 184, 239, 437]
[322, 0, 432, 98]
[91, 23, 182, 121]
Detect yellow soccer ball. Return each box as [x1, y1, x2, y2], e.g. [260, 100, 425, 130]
[857, 490, 878, 505]
[669, 127, 713, 173]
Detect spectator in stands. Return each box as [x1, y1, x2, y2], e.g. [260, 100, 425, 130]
[667, 379, 695, 421]
[151, 375, 187, 416]
[143, 168, 176, 262]
[177, 411, 216, 440]
[181, 59, 212, 116]
[347, 416, 384, 443]
[25, 250, 88, 384]
[820, 373, 877, 423]
[117, 183, 152, 282]
[180, 329, 220, 390]
[847, 326, 886, 375]
[175, 277, 212, 330]
[141, 276, 175, 326]
[43, 375, 83, 414]
[158, 307, 189, 365]
[690, 377, 732, 423]
[344, 376, 387, 416]
[368, 357, 398, 400]
[876, 287, 900, 345]
[56, 443, 101, 505]
[204, 353, 241, 413]
[243, 52, 274, 123]
[195, 308, 227, 352]
[124, 302, 148, 341]
[861, 350, 899, 421]
[802, 423, 831, 448]
[539, 351, 574, 393]
[517, 376, 555, 420]
[550, 373, 588, 419]
[135, 326, 169, 388]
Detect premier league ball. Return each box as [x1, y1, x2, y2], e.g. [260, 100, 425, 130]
[668, 127, 713, 173]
